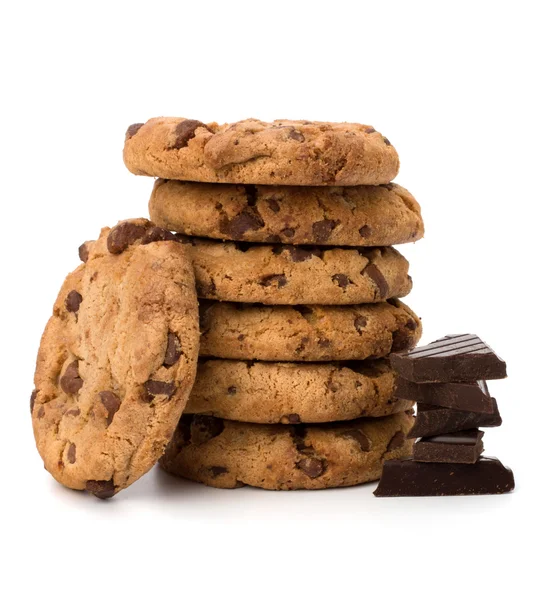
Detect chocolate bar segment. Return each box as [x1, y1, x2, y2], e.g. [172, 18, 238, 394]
[413, 429, 484, 464]
[395, 378, 494, 413]
[407, 400, 502, 438]
[373, 457, 514, 496]
[390, 334, 507, 383]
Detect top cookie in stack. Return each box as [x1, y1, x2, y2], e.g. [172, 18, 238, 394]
[123, 117, 423, 490]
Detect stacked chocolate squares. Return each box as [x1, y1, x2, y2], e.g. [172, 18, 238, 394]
[123, 117, 425, 490]
[374, 334, 515, 496]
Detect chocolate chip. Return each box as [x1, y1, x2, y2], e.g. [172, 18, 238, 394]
[220, 209, 264, 237]
[289, 129, 305, 142]
[143, 380, 176, 402]
[67, 443, 77, 464]
[287, 246, 318, 262]
[267, 198, 281, 213]
[238, 334, 245, 341]
[281, 228, 295, 238]
[332, 273, 353, 288]
[287, 413, 301, 424]
[190, 415, 224, 445]
[164, 333, 182, 367]
[86, 479, 115, 499]
[209, 466, 228, 477]
[65, 290, 83, 313]
[359, 225, 372, 238]
[30, 390, 37, 413]
[266, 235, 282, 243]
[78, 242, 90, 263]
[362, 263, 389, 299]
[141, 226, 178, 244]
[383, 137, 391, 146]
[174, 232, 193, 244]
[107, 222, 148, 254]
[37, 406, 45, 419]
[65, 408, 80, 417]
[365, 127, 376, 134]
[227, 386, 237, 395]
[60, 361, 83, 395]
[406, 319, 417, 330]
[312, 219, 339, 243]
[126, 123, 144, 139]
[354, 316, 367, 334]
[260, 274, 287, 288]
[317, 338, 331, 348]
[297, 457, 325, 478]
[387, 431, 405, 452]
[342, 429, 370, 451]
[99, 391, 121, 426]
[171, 119, 207, 149]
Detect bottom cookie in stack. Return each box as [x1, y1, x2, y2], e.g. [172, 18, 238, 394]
[160, 411, 414, 490]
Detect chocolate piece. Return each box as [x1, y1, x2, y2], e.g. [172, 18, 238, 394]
[65, 290, 83, 313]
[107, 222, 147, 254]
[164, 333, 182, 366]
[407, 400, 502, 438]
[126, 123, 144, 139]
[171, 119, 207, 149]
[395, 378, 494, 413]
[390, 334, 507, 382]
[374, 457, 514, 496]
[297, 457, 325, 478]
[413, 429, 484, 464]
[60, 361, 83, 395]
[86, 479, 116, 499]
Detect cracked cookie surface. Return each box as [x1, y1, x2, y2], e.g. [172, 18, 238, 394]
[31, 219, 199, 498]
[186, 359, 413, 423]
[124, 117, 399, 186]
[160, 412, 414, 489]
[181, 238, 412, 305]
[200, 299, 421, 361]
[149, 180, 423, 246]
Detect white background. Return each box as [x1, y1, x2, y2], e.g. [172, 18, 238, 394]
[1, 1, 539, 598]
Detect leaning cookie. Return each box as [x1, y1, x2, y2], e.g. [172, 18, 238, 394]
[124, 117, 399, 186]
[31, 219, 199, 498]
[149, 180, 423, 246]
[185, 359, 413, 423]
[181, 238, 412, 305]
[200, 299, 421, 361]
[160, 412, 414, 490]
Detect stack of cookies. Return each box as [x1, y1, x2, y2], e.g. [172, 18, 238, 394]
[30, 116, 426, 499]
[124, 117, 425, 490]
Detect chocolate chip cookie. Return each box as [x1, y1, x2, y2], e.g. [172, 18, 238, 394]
[31, 219, 199, 498]
[185, 359, 413, 423]
[149, 180, 423, 246]
[124, 117, 399, 186]
[160, 411, 414, 490]
[200, 299, 421, 361]
[182, 239, 412, 304]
